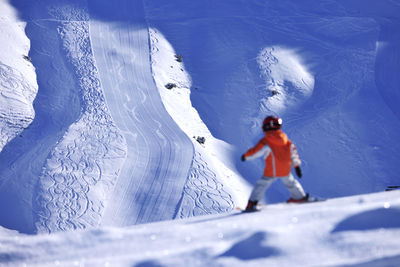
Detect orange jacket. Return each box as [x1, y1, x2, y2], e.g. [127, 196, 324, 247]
[244, 130, 301, 177]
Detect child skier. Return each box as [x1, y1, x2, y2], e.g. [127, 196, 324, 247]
[241, 115, 308, 211]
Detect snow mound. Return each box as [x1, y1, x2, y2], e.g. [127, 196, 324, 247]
[257, 46, 314, 115]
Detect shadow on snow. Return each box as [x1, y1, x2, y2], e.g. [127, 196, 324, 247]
[331, 207, 400, 233]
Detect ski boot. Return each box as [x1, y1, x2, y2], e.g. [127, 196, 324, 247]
[244, 200, 259, 212]
[287, 193, 309, 203]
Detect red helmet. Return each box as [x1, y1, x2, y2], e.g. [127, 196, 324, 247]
[262, 116, 282, 131]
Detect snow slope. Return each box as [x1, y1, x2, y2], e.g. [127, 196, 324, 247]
[1, 191, 400, 266]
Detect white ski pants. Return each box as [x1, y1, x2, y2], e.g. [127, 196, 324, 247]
[249, 174, 306, 202]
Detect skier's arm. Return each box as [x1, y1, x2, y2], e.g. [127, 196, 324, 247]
[291, 143, 302, 178]
[290, 143, 301, 167]
[242, 138, 271, 161]
[295, 166, 302, 178]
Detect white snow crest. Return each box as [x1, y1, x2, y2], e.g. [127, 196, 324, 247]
[148, 28, 198, 137]
[34, 21, 127, 233]
[0, 63, 36, 151]
[0, 1, 38, 152]
[257, 46, 314, 115]
[149, 28, 248, 215]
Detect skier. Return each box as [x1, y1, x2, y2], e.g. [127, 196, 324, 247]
[241, 115, 308, 211]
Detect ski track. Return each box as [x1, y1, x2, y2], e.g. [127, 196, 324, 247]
[89, 0, 194, 227]
[34, 20, 127, 233]
[177, 151, 234, 218]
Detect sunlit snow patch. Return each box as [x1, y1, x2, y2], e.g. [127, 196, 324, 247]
[257, 46, 314, 114]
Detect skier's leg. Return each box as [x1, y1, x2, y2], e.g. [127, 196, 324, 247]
[245, 176, 275, 210]
[249, 176, 275, 202]
[281, 174, 306, 200]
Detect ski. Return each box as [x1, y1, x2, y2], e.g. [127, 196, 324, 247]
[297, 196, 326, 203]
[386, 186, 400, 191]
[235, 206, 262, 213]
[236, 198, 326, 212]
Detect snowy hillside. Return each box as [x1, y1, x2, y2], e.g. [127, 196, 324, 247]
[0, 0, 400, 266]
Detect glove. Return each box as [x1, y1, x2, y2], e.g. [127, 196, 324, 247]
[241, 154, 246, 161]
[295, 166, 302, 178]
